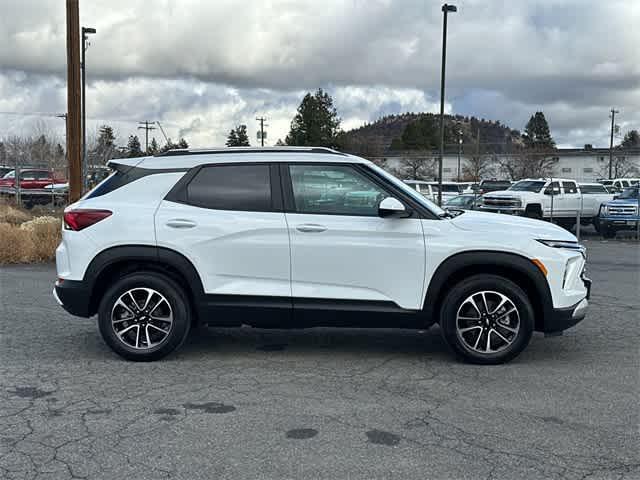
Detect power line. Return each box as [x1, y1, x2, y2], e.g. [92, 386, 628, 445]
[138, 121, 156, 152]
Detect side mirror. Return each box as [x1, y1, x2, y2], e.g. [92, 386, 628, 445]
[379, 197, 410, 218]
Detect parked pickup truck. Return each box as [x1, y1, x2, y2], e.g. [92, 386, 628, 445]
[481, 178, 613, 228]
[596, 186, 639, 238]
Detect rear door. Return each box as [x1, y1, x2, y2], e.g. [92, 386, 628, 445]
[282, 163, 426, 311]
[561, 181, 580, 217]
[155, 163, 291, 298]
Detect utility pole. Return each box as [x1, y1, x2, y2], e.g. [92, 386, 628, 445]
[138, 121, 156, 153]
[66, 0, 82, 203]
[81, 26, 96, 193]
[457, 128, 463, 182]
[608, 108, 619, 179]
[438, 3, 457, 206]
[256, 117, 267, 147]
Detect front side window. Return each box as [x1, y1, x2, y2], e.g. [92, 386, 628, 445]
[562, 182, 578, 194]
[186, 164, 272, 211]
[289, 164, 388, 216]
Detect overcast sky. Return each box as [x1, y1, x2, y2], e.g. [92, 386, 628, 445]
[1, 0, 638, 149]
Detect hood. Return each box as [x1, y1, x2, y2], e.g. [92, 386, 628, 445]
[450, 210, 576, 241]
[606, 198, 639, 206]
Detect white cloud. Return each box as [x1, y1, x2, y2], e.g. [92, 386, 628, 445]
[0, 0, 638, 148]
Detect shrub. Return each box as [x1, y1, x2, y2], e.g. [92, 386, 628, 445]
[0, 204, 31, 225]
[0, 217, 61, 264]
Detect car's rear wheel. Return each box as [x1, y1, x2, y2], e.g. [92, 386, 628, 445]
[97, 272, 191, 361]
[440, 275, 534, 364]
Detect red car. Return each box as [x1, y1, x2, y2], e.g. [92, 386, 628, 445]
[0, 169, 65, 191]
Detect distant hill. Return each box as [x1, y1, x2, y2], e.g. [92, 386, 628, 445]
[337, 113, 524, 157]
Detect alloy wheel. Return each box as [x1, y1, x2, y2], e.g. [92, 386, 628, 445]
[455, 290, 520, 354]
[111, 288, 173, 350]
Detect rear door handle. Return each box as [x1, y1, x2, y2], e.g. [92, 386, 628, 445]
[296, 224, 327, 233]
[166, 219, 197, 229]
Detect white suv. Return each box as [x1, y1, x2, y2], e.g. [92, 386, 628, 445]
[54, 147, 590, 363]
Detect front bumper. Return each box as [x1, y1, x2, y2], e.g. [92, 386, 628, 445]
[542, 276, 591, 333]
[598, 216, 639, 230]
[54, 279, 92, 317]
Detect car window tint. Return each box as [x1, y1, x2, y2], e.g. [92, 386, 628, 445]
[580, 185, 607, 194]
[562, 182, 578, 194]
[289, 164, 387, 216]
[186, 164, 272, 211]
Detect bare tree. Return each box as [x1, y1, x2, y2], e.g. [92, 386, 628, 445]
[598, 156, 639, 179]
[394, 155, 436, 180]
[462, 155, 495, 181]
[499, 151, 558, 180]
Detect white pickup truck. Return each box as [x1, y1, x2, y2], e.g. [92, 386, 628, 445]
[481, 178, 613, 227]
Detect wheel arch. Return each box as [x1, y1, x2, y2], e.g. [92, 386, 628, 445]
[423, 250, 553, 332]
[84, 245, 205, 322]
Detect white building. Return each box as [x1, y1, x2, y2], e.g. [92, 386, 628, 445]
[377, 147, 640, 182]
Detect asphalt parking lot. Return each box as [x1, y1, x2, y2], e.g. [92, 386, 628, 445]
[1, 240, 638, 480]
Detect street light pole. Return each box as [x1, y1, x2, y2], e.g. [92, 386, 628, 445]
[608, 108, 618, 179]
[438, 3, 457, 206]
[81, 26, 96, 193]
[457, 129, 462, 182]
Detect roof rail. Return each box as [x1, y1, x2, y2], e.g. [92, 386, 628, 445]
[154, 146, 345, 157]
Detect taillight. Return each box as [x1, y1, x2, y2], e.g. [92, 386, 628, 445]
[64, 209, 112, 231]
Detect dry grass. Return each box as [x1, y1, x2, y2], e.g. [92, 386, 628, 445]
[0, 203, 31, 225]
[0, 209, 62, 264]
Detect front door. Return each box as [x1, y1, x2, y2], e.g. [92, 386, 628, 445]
[283, 163, 426, 310]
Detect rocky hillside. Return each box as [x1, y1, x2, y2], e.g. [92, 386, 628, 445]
[338, 113, 523, 157]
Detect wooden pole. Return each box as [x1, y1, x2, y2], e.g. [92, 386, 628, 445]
[66, 0, 82, 203]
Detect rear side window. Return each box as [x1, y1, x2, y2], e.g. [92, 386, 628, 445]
[186, 164, 272, 211]
[580, 184, 607, 194]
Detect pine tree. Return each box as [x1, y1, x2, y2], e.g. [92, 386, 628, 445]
[90, 125, 117, 164]
[226, 129, 238, 147]
[177, 138, 189, 149]
[285, 88, 341, 147]
[127, 135, 144, 157]
[226, 125, 250, 146]
[148, 137, 159, 155]
[522, 112, 555, 149]
[621, 130, 639, 148]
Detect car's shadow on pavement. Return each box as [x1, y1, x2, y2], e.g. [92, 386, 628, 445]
[175, 325, 454, 361]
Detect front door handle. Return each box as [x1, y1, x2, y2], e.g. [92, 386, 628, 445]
[296, 224, 327, 233]
[166, 219, 197, 229]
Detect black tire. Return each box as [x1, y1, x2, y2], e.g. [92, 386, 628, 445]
[524, 206, 542, 220]
[439, 275, 534, 365]
[556, 219, 576, 231]
[601, 227, 616, 239]
[97, 272, 191, 361]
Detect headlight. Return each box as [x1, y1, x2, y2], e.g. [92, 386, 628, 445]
[563, 256, 581, 289]
[537, 239, 586, 258]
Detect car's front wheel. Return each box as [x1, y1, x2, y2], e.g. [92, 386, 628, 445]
[97, 272, 191, 361]
[440, 275, 534, 364]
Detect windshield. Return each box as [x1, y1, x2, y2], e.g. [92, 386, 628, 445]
[618, 187, 639, 200]
[369, 163, 445, 216]
[509, 180, 546, 192]
[2, 171, 15, 179]
[446, 195, 472, 207]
